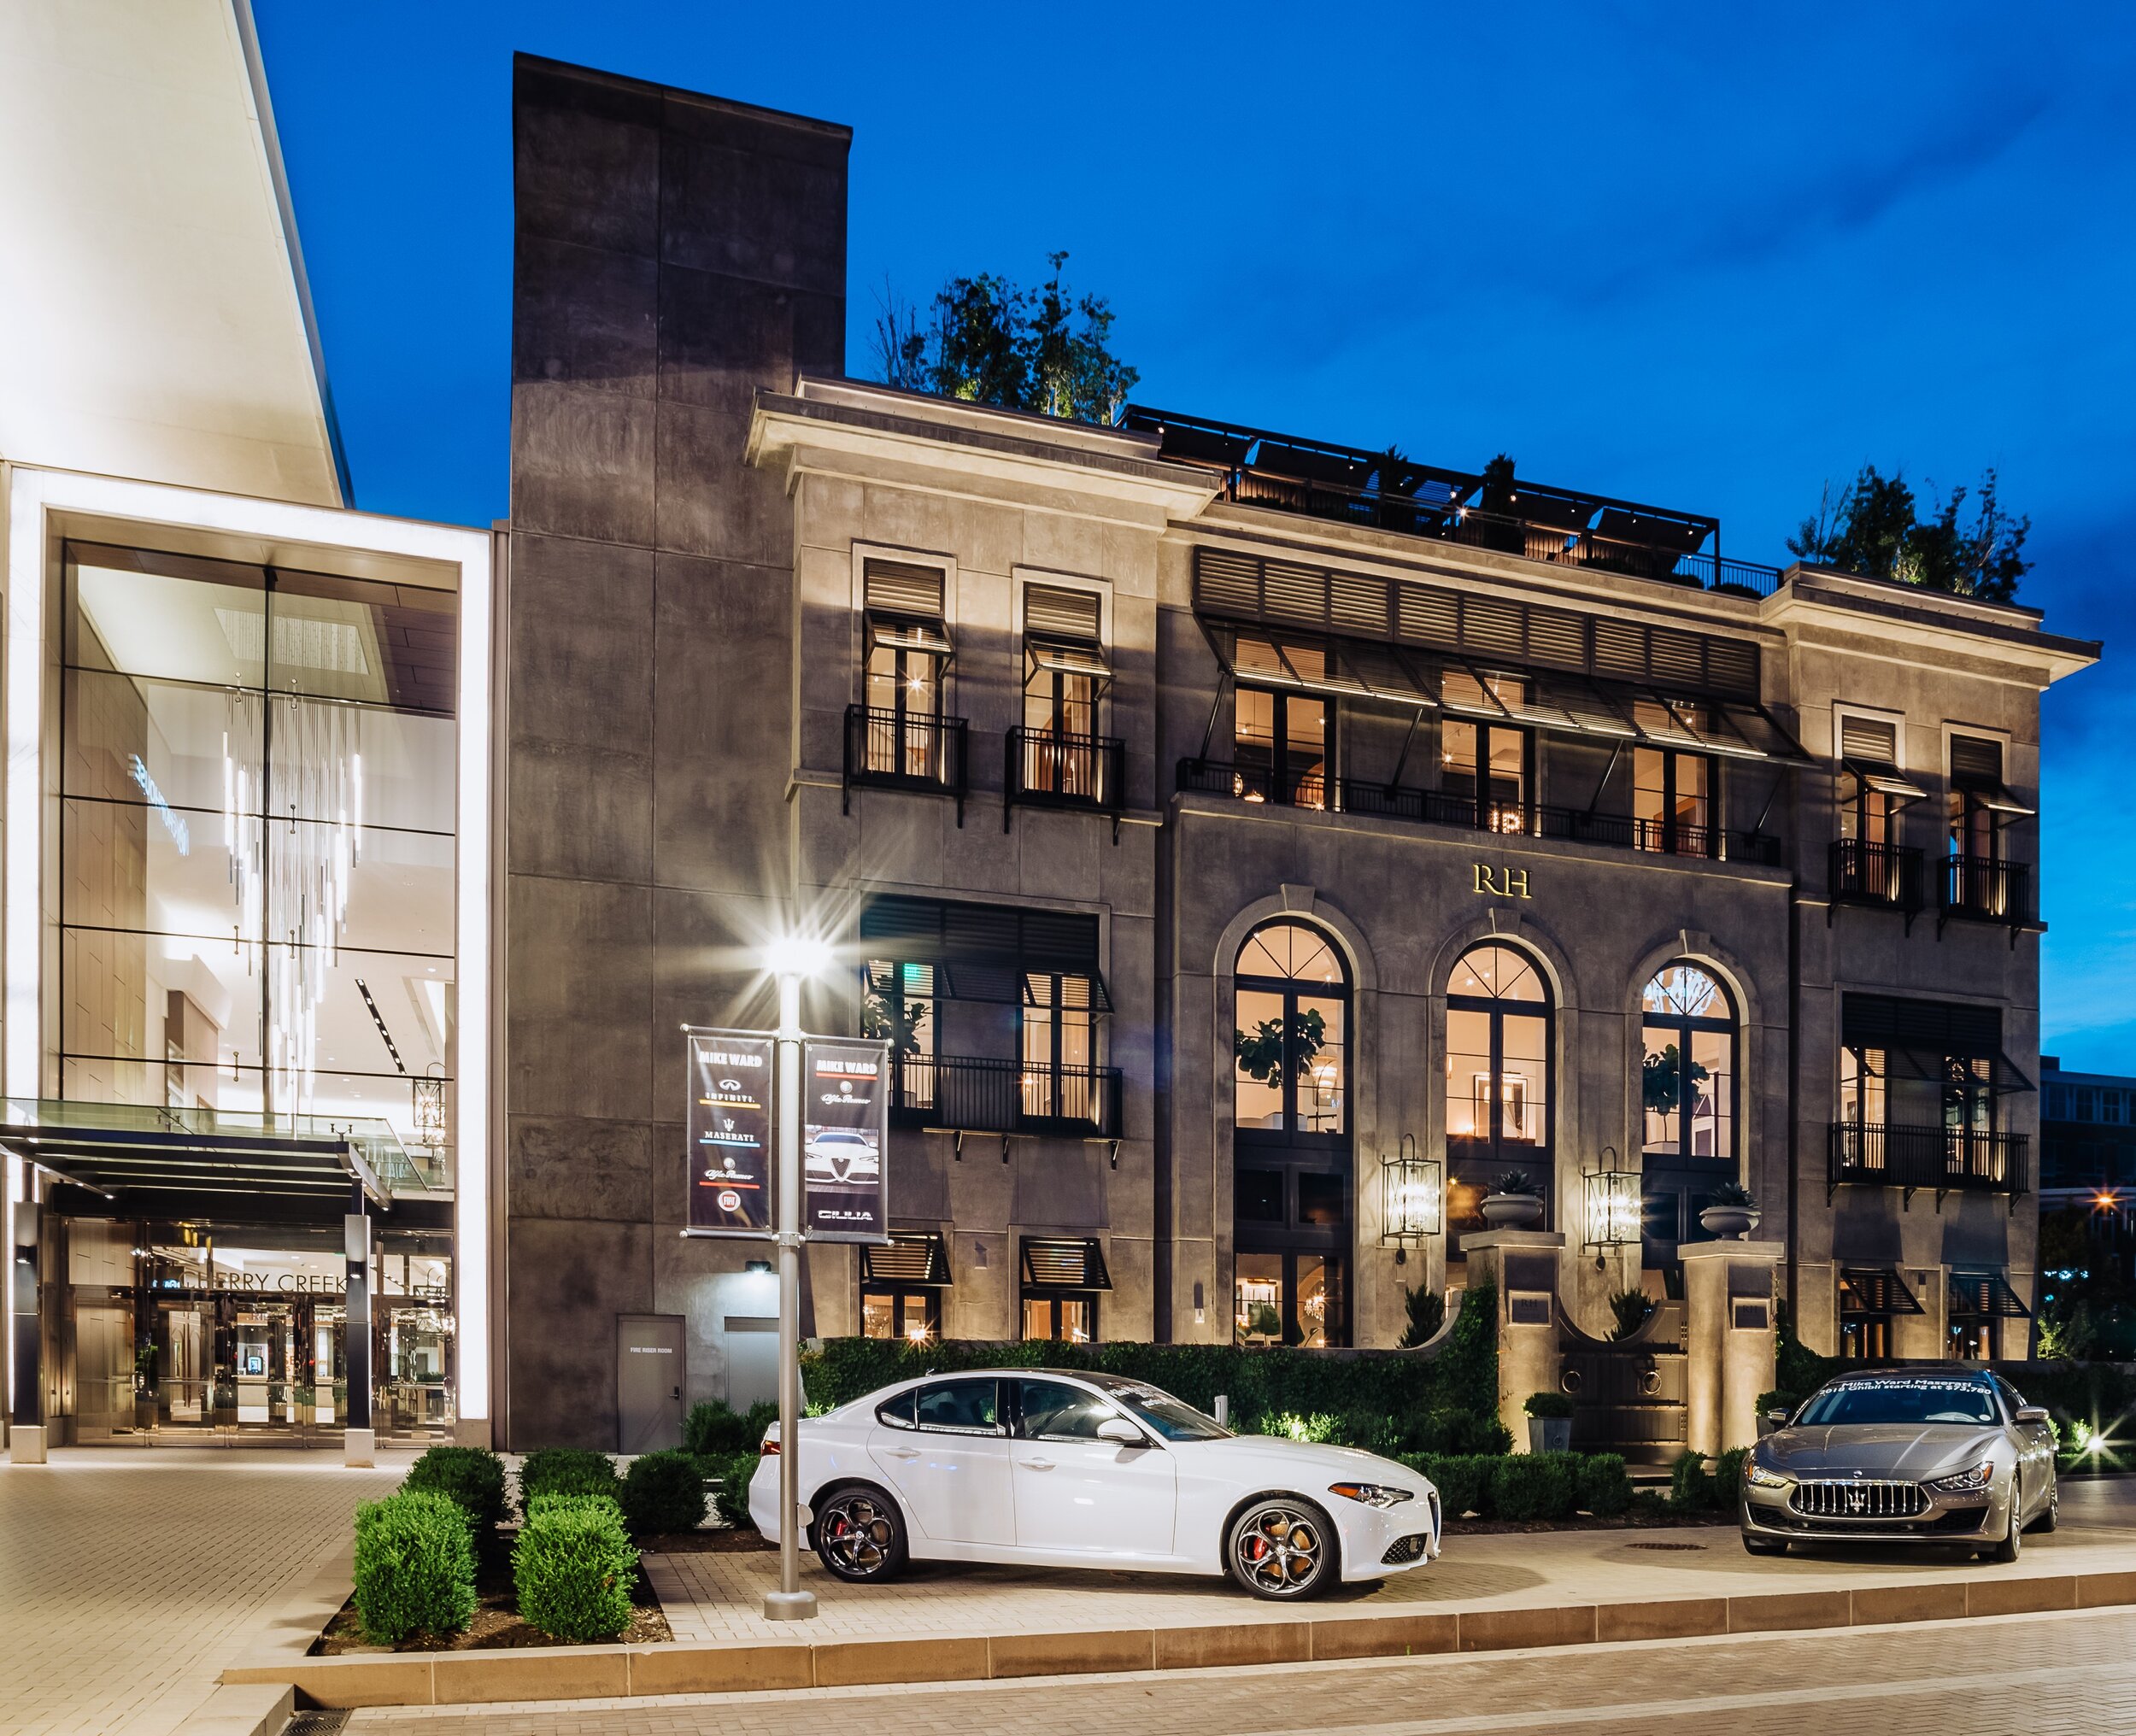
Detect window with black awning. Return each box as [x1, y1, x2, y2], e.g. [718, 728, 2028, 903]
[861, 1231, 954, 1286]
[1948, 1269, 2030, 1318]
[1841, 995, 2033, 1095]
[860, 895, 1111, 1011]
[1840, 1265, 1925, 1315]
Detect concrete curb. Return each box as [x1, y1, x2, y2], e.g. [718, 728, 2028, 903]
[173, 1684, 295, 1736]
[222, 1566, 2136, 1710]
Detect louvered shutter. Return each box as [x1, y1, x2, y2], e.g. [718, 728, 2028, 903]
[1839, 716, 1898, 761]
[866, 559, 946, 618]
[1950, 735, 2004, 787]
[1024, 584, 1102, 642]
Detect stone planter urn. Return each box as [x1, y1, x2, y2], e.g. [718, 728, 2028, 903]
[1481, 1192, 1544, 1230]
[1528, 1416, 1573, 1453]
[1699, 1204, 1760, 1240]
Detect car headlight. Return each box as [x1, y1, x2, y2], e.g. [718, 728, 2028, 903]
[1923, 1459, 1996, 1495]
[1745, 1460, 1789, 1488]
[1329, 1481, 1414, 1509]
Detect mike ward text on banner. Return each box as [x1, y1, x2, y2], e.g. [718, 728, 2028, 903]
[801, 1036, 891, 1243]
[687, 1030, 774, 1235]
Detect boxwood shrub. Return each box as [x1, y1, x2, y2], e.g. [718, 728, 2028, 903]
[1667, 1448, 1714, 1512]
[619, 1449, 707, 1537]
[1575, 1452, 1633, 1517]
[402, 1445, 508, 1537]
[1492, 1452, 1576, 1522]
[518, 1446, 621, 1516]
[1405, 1452, 1494, 1521]
[699, 1449, 763, 1526]
[684, 1399, 778, 1456]
[352, 1488, 477, 1645]
[514, 1494, 638, 1642]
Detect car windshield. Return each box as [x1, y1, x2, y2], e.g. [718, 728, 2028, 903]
[1796, 1380, 1999, 1428]
[1107, 1384, 1231, 1441]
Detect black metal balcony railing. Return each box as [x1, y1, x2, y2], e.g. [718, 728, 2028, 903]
[844, 705, 970, 822]
[1830, 838, 1926, 918]
[889, 1053, 1123, 1139]
[1827, 1121, 2030, 1200]
[1004, 726, 1126, 832]
[1214, 474, 1783, 599]
[1177, 757, 1782, 867]
[1939, 854, 2029, 926]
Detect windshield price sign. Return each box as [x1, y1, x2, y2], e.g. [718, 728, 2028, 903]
[686, 1031, 774, 1235]
[801, 1036, 891, 1243]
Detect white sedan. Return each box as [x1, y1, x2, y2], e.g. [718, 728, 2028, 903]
[749, 1369, 1441, 1599]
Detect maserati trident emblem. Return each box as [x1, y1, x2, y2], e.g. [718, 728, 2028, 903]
[1846, 1489, 1867, 1513]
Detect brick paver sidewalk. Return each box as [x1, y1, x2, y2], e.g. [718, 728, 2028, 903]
[0, 1446, 403, 1736]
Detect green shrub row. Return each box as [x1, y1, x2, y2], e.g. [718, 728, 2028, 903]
[1664, 1446, 1750, 1513]
[518, 1446, 621, 1516]
[513, 1494, 639, 1643]
[1401, 1451, 1631, 1522]
[696, 1449, 763, 1527]
[402, 1445, 508, 1537]
[803, 1283, 1502, 1459]
[353, 1488, 478, 1645]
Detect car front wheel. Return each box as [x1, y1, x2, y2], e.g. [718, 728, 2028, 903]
[1227, 1498, 1339, 1600]
[1987, 1482, 2022, 1563]
[812, 1483, 909, 1584]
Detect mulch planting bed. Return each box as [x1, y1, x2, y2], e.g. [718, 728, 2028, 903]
[314, 1549, 672, 1654]
[643, 1527, 777, 1554]
[1446, 1513, 1734, 1535]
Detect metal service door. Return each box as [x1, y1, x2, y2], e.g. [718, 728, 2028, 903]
[617, 1314, 686, 1452]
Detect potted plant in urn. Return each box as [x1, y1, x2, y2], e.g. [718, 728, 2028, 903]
[1480, 1169, 1545, 1229]
[1699, 1180, 1759, 1240]
[1524, 1389, 1575, 1453]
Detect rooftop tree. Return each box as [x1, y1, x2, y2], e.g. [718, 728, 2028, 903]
[1788, 464, 2030, 604]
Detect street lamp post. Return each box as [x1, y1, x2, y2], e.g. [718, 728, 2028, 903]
[763, 941, 821, 1622]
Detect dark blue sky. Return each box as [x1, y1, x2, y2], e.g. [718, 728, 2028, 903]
[256, 2, 2134, 1068]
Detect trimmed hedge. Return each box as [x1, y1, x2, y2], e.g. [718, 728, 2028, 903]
[1668, 1448, 1716, 1513]
[518, 1447, 621, 1516]
[1575, 1452, 1634, 1518]
[352, 1489, 477, 1645]
[402, 1445, 508, 1537]
[1492, 1452, 1576, 1522]
[514, 1494, 638, 1642]
[1405, 1452, 1494, 1520]
[684, 1399, 778, 1457]
[619, 1449, 707, 1538]
[801, 1281, 1501, 1458]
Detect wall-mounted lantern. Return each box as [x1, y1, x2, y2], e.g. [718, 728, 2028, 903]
[1583, 1147, 1641, 1267]
[1381, 1135, 1443, 1265]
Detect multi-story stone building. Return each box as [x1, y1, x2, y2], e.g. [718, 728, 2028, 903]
[498, 57, 2098, 1446]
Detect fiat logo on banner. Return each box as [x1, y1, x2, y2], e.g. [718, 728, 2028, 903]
[685, 1030, 773, 1235]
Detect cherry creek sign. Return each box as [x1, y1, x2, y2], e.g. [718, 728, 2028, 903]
[684, 1027, 889, 1244]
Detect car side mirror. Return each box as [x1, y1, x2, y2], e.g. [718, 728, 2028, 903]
[2015, 1405, 2051, 1424]
[1095, 1416, 1146, 1446]
[1763, 1407, 1790, 1427]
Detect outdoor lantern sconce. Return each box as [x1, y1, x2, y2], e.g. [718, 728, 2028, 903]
[1381, 1135, 1443, 1265]
[1583, 1149, 1641, 1267]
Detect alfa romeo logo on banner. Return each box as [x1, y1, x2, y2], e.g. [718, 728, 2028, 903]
[686, 1030, 774, 1235]
[801, 1037, 890, 1243]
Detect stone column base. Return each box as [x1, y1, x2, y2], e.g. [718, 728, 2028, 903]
[343, 1427, 377, 1468]
[454, 1417, 494, 1450]
[8, 1425, 47, 1464]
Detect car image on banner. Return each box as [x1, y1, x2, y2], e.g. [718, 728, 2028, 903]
[802, 1037, 889, 1242]
[750, 1369, 1441, 1600]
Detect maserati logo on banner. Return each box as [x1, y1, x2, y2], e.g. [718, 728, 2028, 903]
[685, 1030, 774, 1235]
[801, 1037, 891, 1244]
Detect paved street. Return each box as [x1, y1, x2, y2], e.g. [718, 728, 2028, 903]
[344, 1604, 2136, 1734]
[0, 1447, 405, 1736]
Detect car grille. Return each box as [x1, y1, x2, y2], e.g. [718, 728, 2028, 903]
[1790, 1480, 1928, 1520]
[1381, 1534, 1430, 1565]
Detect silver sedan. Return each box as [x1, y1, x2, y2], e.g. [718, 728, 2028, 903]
[1740, 1369, 2058, 1561]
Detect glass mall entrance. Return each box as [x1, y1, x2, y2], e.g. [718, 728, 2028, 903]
[66, 1223, 455, 1446]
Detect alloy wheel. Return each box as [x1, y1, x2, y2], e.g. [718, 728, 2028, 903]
[1233, 1503, 1330, 1598]
[818, 1490, 898, 1577]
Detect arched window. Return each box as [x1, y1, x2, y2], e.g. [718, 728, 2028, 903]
[1445, 943, 1551, 1156]
[1640, 964, 1736, 1161]
[1232, 921, 1348, 1136]
[1231, 918, 1351, 1349]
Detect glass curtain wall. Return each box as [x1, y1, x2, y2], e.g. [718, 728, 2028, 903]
[59, 544, 457, 1155]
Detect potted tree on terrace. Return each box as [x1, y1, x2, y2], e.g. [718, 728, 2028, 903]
[1481, 1170, 1545, 1229]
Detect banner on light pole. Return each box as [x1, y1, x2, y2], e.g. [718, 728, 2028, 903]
[685, 1029, 775, 1235]
[801, 1036, 891, 1244]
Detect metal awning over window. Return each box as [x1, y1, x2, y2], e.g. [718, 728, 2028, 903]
[1201, 617, 1808, 760]
[1021, 1236, 1112, 1290]
[1840, 1265, 1925, 1315]
[861, 1231, 952, 1287]
[1844, 759, 1928, 804]
[1842, 994, 2033, 1094]
[1948, 1269, 2030, 1318]
[869, 618, 956, 659]
[861, 896, 1111, 1012]
[1030, 640, 1111, 681]
[1024, 584, 1112, 687]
